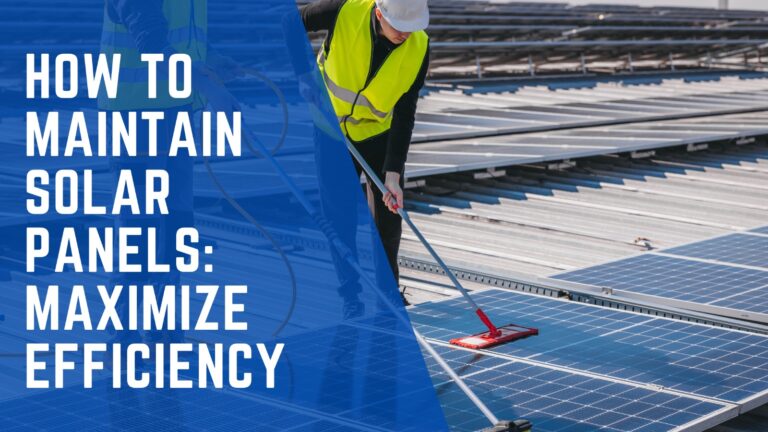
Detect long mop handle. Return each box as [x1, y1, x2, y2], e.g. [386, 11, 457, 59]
[415, 330, 499, 425]
[242, 130, 502, 427]
[345, 141, 500, 336]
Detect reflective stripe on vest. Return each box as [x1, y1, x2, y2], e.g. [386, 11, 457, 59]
[317, 0, 428, 142]
[99, 0, 208, 110]
[318, 52, 388, 120]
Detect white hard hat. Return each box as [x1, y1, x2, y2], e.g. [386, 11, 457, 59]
[375, 0, 429, 33]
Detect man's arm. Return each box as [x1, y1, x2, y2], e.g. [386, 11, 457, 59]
[300, 0, 345, 32]
[381, 45, 430, 213]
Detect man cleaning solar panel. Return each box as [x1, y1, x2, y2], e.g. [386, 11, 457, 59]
[292, 0, 538, 348]
[290, 0, 431, 318]
[286, 2, 534, 430]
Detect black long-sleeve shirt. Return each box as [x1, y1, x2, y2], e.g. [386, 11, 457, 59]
[297, 0, 429, 173]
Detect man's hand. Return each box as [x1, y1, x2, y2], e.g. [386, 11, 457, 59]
[382, 171, 403, 214]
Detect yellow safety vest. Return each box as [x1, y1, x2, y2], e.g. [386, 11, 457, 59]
[99, 0, 208, 110]
[318, 0, 428, 142]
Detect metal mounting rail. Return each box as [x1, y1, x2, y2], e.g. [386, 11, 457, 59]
[398, 255, 768, 335]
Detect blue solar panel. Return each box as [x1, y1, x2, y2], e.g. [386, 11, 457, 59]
[665, 233, 768, 269]
[424, 346, 727, 432]
[554, 254, 768, 314]
[750, 226, 768, 235]
[412, 289, 768, 405]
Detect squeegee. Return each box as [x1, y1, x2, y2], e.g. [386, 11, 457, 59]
[345, 141, 538, 350]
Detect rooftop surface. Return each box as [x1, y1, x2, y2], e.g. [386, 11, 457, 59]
[400, 143, 768, 431]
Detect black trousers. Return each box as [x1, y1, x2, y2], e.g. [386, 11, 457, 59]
[315, 129, 404, 301]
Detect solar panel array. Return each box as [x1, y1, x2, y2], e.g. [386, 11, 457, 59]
[422, 1, 768, 78]
[413, 75, 768, 143]
[406, 110, 768, 178]
[665, 233, 768, 269]
[556, 254, 768, 310]
[426, 347, 728, 432]
[555, 228, 768, 322]
[410, 288, 768, 431]
[11, 264, 760, 431]
[413, 290, 768, 406]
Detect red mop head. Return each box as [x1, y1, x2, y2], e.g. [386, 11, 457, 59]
[450, 324, 539, 350]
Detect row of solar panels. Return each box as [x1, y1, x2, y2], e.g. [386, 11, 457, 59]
[555, 227, 768, 324]
[413, 76, 768, 143]
[413, 287, 768, 431]
[9, 72, 768, 195]
[291, 0, 768, 76]
[447, 233, 768, 431]
[38, 0, 768, 38]
[16, 20, 768, 43]
[406, 110, 768, 179]
[0, 0, 764, 79]
[426, 0, 768, 25]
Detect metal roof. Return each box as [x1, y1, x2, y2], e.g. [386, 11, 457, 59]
[400, 142, 768, 284]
